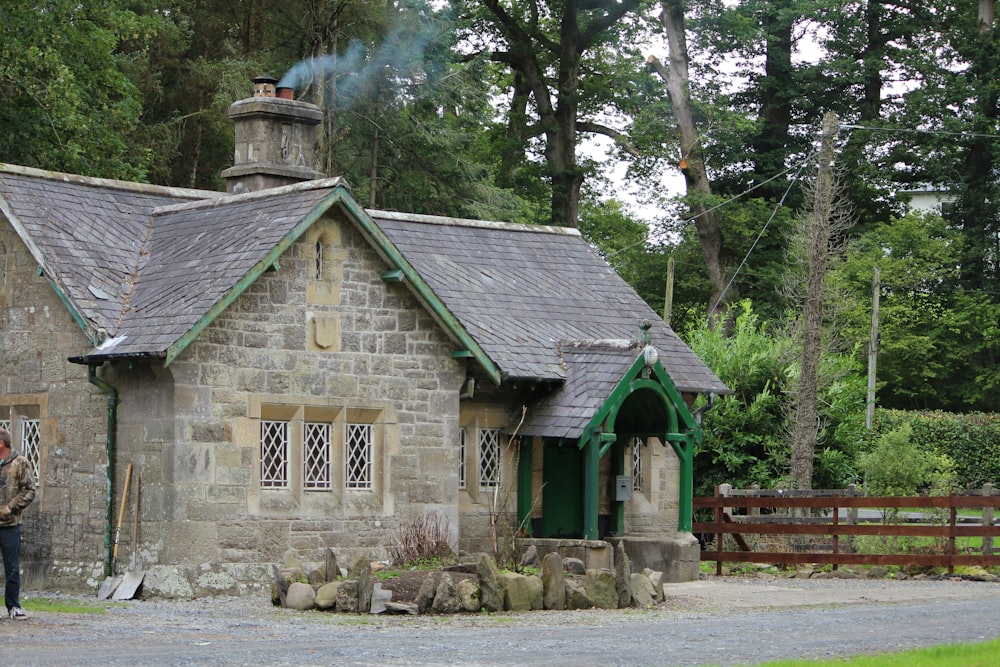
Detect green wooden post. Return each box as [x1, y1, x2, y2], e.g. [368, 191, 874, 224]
[583, 434, 600, 539]
[517, 437, 534, 535]
[677, 433, 694, 532]
[612, 438, 625, 535]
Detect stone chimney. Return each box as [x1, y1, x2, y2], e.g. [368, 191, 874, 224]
[221, 75, 326, 193]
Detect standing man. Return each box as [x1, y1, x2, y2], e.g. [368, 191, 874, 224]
[0, 428, 36, 620]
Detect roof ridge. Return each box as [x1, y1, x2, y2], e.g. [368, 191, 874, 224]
[0, 163, 218, 200]
[152, 177, 349, 214]
[368, 209, 582, 237]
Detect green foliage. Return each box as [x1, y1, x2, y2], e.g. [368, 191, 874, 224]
[830, 211, 1000, 413]
[687, 300, 868, 494]
[872, 410, 1000, 490]
[858, 424, 957, 497]
[0, 0, 165, 179]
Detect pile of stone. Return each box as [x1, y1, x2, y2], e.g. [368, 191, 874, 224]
[271, 543, 666, 614]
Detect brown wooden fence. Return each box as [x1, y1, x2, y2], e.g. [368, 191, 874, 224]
[693, 485, 1000, 575]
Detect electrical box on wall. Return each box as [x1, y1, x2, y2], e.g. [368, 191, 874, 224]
[615, 475, 632, 501]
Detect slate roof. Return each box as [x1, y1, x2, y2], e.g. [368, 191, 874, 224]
[0, 164, 727, 398]
[516, 340, 643, 438]
[0, 165, 217, 333]
[101, 181, 345, 358]
[372, 211, 728, 394]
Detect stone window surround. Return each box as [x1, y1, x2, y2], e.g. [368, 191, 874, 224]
[0, 397, 46, 489]
[458, 408, 511, 506]
[246, 395, 393, 516]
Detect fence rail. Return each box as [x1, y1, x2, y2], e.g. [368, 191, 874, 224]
[693, 485, 1000, 575]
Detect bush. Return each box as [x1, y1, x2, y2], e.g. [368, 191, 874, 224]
[873, 410, 1000, 489]
[388, 513, 455, 567]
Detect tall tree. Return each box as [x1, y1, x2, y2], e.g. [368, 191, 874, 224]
[464, 0, 649, 227]
[648, 0, 729, 320]
[0, 0, 168, 179]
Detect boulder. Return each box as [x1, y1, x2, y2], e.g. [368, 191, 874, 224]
[502, 572, 543, 611]
[324, 548, 341, 583]
[614, 542, 632, 608]
[271, 564, 289, 607]
[416, 571, 444, 614]
[432, 573, 462, 614]
[336, 579, 359, 613]
[282, 549, 305, 572]
[541, 552, 566, 610]
[348, 556, 372, 613]
[520, 545, 539, 568]
[284, 582, 316, 611]
[644, 569, 664, 601]
[457, 578, 481, 612]
[315, 581, 340, 610]
[384, 601, 419, 615]
[564, 577, 592, 610]
[476, 554, 506, 612]
[586, 568, 618, 610]
[630, 572, 656, 608]
[369, 582, 393, 614]
[563, 557, 586, 575]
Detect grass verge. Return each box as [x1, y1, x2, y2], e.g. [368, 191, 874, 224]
[22, 597, 108, 615]
[712, 636, 1000, 667]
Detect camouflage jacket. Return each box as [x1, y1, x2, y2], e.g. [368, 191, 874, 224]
[0, 451, 36, 527]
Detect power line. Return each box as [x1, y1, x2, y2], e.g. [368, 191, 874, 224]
[708, 153, 816, 318]
[839, 124, 1000, 140]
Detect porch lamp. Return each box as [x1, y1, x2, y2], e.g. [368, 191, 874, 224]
[643, 344, 659, 368]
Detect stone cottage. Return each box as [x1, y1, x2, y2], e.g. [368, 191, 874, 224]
[0, 79, 728, 597]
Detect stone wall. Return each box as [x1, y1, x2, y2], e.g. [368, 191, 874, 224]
[104, 209, 466, 596]
[0, 227, 111, 591]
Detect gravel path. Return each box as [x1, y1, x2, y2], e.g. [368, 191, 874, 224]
[3, 576, 999, 666]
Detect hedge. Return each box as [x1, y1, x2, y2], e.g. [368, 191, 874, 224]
[873, 410, 1000, 490]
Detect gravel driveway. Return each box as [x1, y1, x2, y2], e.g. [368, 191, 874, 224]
[3, 576, 999, 666]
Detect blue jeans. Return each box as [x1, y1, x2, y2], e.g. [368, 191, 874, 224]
[0, 525, 21, 611]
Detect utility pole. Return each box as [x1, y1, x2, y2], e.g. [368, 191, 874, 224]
[663, 257, 675, 326]
[866, 265, 880, 429]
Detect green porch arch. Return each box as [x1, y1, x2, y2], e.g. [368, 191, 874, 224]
[575, 348, 702, 539]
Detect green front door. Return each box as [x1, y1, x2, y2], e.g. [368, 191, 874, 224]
[542, 439, 583, 538]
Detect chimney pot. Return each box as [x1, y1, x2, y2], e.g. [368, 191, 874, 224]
[276, 86, 294, 100]
[252, 75, 278, 98]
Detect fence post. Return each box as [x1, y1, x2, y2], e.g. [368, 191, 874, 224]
[720, 483, 733, 517]
[715, 485, 727, 576]
[983, 483, 995, 557]
[845, 484, 857, 553]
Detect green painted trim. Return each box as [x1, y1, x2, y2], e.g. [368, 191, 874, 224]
[612, 439, 625, 535]
[575, 349, 703, 534]
[44, 274, 93, 340]
[517, 438, 533, 534]
[382, 269, 404, 282]
[339, 198, 502, 386]
[451, 350, 474, 358]
[1, 195, 95, 341]
[583, 434, 600, 540]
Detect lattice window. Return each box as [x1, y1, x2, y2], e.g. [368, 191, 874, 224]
[458, 427, 467, 489]
[21, 419, 41, 483]
[478, 428, 501, 490]
[345, 423, 373, 490]
[260, 420, 290, 489]
[303, 422, 332, 490]
[632, 437, 644, 493]
[0, 419, 9, 433]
